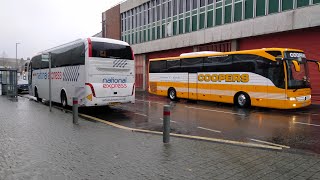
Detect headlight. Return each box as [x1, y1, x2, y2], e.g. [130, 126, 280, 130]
[288, 97, 296, 101]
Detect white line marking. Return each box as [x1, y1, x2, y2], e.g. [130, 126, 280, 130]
[135, 99, 164, 105]
[249, 138, 290, 149]
[298, 113, 319, 116]
[294, 122, 320, 127]
[134, 113, 147, 117]
[160, 118, 177, 123]
[197, 127, 221, 133]
[185, 106, 245, 116]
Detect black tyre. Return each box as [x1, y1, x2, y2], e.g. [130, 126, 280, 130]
[235, 92, 251, 108]
[35, 88, 42, 102]
[61, 91, 68, 108]
[168, 88, 177, 101]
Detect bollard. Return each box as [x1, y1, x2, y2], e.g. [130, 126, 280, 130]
[163, 105, 171, 143]
[73, 97, 79, 125]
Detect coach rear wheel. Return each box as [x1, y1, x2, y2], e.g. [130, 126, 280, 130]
[61, 91, 68, 108]
[168, 88, 177, 101]
[235, 92, 251, 108]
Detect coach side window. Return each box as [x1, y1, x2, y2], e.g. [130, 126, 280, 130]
[203, 55, 233, 72]
[166, 59, 181, 72]
[31, 55, 42, 70]
[149, 60, 167, 73]
[181, 58, 204, 73]
[232, 55, 258, 73]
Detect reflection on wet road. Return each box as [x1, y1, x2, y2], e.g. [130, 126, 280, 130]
[81, 93, 320, 154]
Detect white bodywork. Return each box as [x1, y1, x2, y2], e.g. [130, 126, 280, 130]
[30, 37, 135, 107]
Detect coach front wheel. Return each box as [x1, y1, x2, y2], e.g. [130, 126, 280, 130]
[168, 88, 177, 101]
[35, 88, 42, 102]
[235, 92, 251, 108]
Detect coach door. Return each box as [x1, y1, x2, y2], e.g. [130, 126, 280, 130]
[188, 73, 198, 100]
[181, 58, 204, 100]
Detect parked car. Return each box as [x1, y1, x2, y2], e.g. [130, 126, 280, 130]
[17, 80, 29, 93]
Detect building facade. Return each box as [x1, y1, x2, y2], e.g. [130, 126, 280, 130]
[102, 0, 320, 103]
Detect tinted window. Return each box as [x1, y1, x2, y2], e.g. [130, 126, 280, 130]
[50, 42, 85, 68]
[266, 51, 282, 57]
[181, 58, 203, 73]
[233, 55, 258, 73]
[203, 55, 233, 72]
[92, 42, 133, 60]
[31, 55, 41, 70]
[149, 60, 167, 73]
[233, 54, 285, 88]
[166, 59, 181, 72]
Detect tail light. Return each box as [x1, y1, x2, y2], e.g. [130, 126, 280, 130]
[87, 38, 92, 57]
[85, 83, 96, 97]
[132, 83, 135, 96]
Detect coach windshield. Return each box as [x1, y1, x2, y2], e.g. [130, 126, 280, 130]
[91, 42, 133, 60]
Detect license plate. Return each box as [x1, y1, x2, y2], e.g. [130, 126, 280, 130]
[109, 102, 120, 106]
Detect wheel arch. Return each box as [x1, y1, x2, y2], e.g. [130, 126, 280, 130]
[60, 88, 68, 104]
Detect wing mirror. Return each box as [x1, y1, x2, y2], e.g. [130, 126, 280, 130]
[292, 60, 301, 72]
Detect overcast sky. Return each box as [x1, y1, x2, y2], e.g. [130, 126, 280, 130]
[0, 0, 123, 60]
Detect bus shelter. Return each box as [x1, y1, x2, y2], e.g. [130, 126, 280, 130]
[0, 68, 18, 101]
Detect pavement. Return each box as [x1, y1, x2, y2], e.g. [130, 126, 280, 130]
[1, 96, 320, 180]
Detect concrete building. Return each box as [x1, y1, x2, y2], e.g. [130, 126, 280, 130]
[102, 0, 320, 103]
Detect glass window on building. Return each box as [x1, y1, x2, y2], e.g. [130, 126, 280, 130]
[282, 0, 293, 11]
[297, 0, 309, 7]
[157, 26, 161, 39]
[314, 0, 320, 4]
[157, 5, 160, 21]
[208, 0, 213, 4]
[162, 24, 166, 38]
[152, 27, 156, 40]
[200, 0, 205, 7]
[192, 15, 197, 31]
[173, 21, 177, 35]
[245, 0, 253, 19]
[179, 0, 184, 14]
[192, 0, 197, 9]
[207, 10, 213, 28]
[256, 0, 265, 17]
[234, 1, 242, 22]
[173, 0, 177, 16]
[199, 13, 205, 29]
[224, 1, 232, 24]
[216, 7, 222, 25]
[162, 3, 166, 19]
[269, 0, 279, 13]
[179, 19, 183, 34]
[168, 1, 172, 17]
[186, 0, 191, 11]
[185, 17, 191, 33]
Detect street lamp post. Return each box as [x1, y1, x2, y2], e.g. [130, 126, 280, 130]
[16, 43, 20, 70]
[15, 43, 20, 100]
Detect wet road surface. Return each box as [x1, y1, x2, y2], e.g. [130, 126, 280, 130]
[78, 93, 320, 155]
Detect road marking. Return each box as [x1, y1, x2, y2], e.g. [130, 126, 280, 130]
[297, 112, 319, 116]
[135, 99, 164, 105]
[79, 114, 282, 150]
[249, 138, 290, 149]
[197, 127, 221, 133]
[293, 122, 320, 127]
[160, 118, 177, 123]
[134, 113, 147, 117]
[185, 106, 245, 116]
